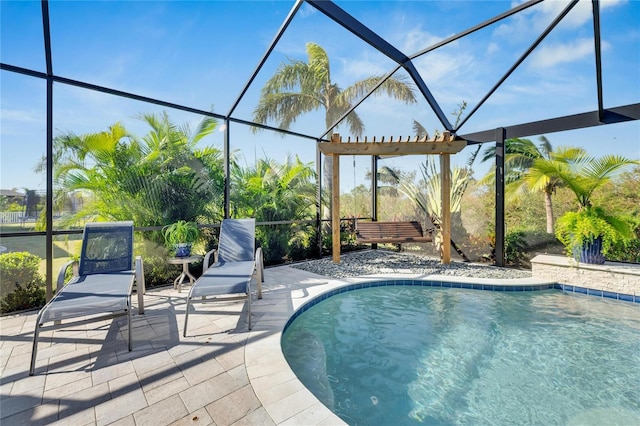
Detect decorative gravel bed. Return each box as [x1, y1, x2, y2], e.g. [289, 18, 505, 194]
[291, 249, 532, 279]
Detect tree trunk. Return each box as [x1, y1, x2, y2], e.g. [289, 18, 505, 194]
[544, 190, 554, 234]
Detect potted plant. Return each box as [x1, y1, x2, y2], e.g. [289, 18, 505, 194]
[555, 206, 630, 264]
[530, 149, 638, 264]
[162, 220, 200, 257]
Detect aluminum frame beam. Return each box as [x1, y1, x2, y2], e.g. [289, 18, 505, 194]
[460, 103, 640, 144]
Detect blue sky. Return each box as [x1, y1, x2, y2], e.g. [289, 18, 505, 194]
[1, 0, 639, 193]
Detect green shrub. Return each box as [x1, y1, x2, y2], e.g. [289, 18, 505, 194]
[504, 230, 527, 267]
[605, 216, 640, 263]
[1, 282, 46, 314]
[142, 254, 204, 288]
[555, 207, 631, 257]
[142, 255, 181, 288]
[0, 252, 43, 297]
[0, 252, 46, 313]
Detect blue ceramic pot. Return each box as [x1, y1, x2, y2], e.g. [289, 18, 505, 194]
[175, 244, 192, 257]
[573, 236, 605, 264]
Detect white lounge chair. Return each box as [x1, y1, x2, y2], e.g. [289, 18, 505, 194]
[183, 218, 263, 335]
[30, 221, 145, 375]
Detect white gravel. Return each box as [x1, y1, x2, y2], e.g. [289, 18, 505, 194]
[291, 249, 532, 279]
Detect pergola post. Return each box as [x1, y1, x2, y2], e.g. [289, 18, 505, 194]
[440, 152, 451, 264]
[331, 134, 341, 263]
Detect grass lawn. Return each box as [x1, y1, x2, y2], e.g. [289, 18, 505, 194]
[1, 223, 83, 278]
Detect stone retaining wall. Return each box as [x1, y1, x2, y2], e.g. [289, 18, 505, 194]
[531, 254, 640, 296]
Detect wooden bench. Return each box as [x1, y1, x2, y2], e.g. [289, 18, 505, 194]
[355, 221, 433, 246]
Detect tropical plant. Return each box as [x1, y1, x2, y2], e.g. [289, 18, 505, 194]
[162, 220, 200, 246]
[252, 42, 417, 225]
[231, 155, 317, 263]
[480, 136, 570, 233]
[535, 150, 639, 262]
[404, 104, 471, 260]
[396, 157, 472, 260]
[555, 207, 630, 262]
[38, 112, 225, 235]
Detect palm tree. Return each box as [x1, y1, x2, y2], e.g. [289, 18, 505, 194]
[395, 157, 472, 261]
[365, 165, 405, 198]
[528, 149, 639, 211]
[253, 42, 417, 221]
[43, 112, 225, 231]
[540, 151, 639, 260]
[480, 136, 572, 233]
[231, 155, 316, 263]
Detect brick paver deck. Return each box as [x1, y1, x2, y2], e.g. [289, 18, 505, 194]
[1, 265, 346, 425]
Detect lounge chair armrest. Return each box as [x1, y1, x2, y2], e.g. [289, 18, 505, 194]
[255, 247, 264, 299]
[202, 249, 218, 274]
[135, 256, 145, 314]
[56, 260, 78, 291]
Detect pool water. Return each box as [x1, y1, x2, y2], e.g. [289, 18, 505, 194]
[281, 286, 640, 425]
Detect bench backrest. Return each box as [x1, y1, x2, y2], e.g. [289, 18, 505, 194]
[356, 221, 426, 239]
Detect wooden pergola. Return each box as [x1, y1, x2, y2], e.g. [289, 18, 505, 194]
[318, 132, 467, 264]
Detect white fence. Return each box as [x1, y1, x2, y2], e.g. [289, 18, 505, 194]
[0, 212, 29, 223]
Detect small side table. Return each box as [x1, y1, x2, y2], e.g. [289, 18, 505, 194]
[167, 255, 203, 292]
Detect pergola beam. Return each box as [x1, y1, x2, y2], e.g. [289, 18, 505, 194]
[318, 133, 467, 156]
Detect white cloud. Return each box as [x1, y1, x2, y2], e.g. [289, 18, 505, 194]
[400, 28, 445, 55]
[0, 108, 42, 125]
[530, 37, 610, 69]
[495, 0, 626, 41]
[486, 42, 500, 55]
[298, 3, 317, 19]
[339, 56, 392, 80]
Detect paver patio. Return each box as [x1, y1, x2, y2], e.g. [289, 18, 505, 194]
[1, 265, 345, 425]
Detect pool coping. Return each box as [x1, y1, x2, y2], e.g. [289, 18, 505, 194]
[284, 275, 640, 329]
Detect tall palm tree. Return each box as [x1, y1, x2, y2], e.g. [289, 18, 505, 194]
[480, 136, 573, 233]
[253, 42, 417, 221]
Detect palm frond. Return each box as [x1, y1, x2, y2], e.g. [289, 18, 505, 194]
[412, 120, 429, 139]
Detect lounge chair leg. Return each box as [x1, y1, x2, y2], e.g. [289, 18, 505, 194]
[248, 288, 252, 330]
[30, 324, 41, 376]
[135, 256, 145, 314]
[183, 298, 191, 337]
[128, 305, 132, 352]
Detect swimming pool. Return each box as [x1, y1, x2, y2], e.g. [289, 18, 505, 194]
[281, 284, 640, 425]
